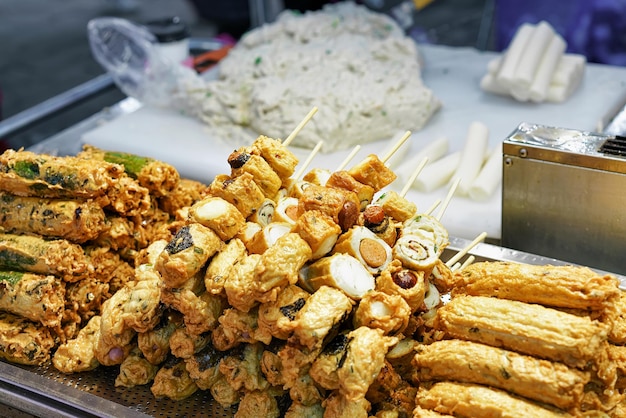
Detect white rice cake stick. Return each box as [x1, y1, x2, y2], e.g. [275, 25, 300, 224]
[394, 136, 448, 187]
[529, 33, 567, 102]
[412, 151, 461, 192]
[451, 121, 489, 196]
[468, 141, 503, 201]
[512, 21, 557, 91]
[496, 23, 534, 89]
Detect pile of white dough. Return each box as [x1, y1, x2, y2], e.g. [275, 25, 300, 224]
[197, 2, 440, 152]
[480, 21, 586, 103]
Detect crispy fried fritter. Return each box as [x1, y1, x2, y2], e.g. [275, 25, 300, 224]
[52, 315, 101, 373]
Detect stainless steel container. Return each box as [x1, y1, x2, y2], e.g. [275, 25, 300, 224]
[502, 122, 626, 275]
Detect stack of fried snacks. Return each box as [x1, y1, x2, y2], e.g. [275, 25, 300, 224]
[0, 147, 207, 366]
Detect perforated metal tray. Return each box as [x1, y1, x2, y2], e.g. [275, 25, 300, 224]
[0, 237, 623, 417]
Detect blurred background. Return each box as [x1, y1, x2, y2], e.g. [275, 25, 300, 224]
[1, 0, 625, 150]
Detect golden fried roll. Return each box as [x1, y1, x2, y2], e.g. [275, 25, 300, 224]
[353, 290, 411, 335]
[298, 184, 361, 231]
[258, 284, 310, 340]
[273, 196, 299, 225]
[66, 279, 110, 322]
[254, 232, 312, 301]
[170, 328, 211, 359]
[138, 311, 181, 365]
[289, 285, 354, 350]
[302, 253, 375, 300]
[188, 196, 245, 241]
[246, 222, 292, 255]
[234, 390, 280, 418]
[414, 339, 590, 410]
[348, 154, 397, 191]
[156, 223, 222, 288]
[249, 135, 299, 181]
[0, 311, 55, 366]
[322, 390, 371, 418]
[212, 307, 273, 351]
[393, 234, 440, 272]
[361, 205, 398, 247]
[374, 190, 417, 222]
[52, 315, 101, 373]
[292, 210, 342, 260]
[0, 271, 65, 328]
[403, 214, 449, 251]
[302, 167, 331, 186]
[115, 347, 159, 388]
[204, 238, 246, 296]
[236, 221, 263, 248]
[337, 326, 398, 401]
[229, 151, 282, 198]
[604, 291, 626, 345]
[326, 170, 375, 210]
[0, 148, 122, 199]
[0, 233, 92, 281]
[151, 356, 198, 400]
[208, 172, 265, 218]
[449, 261, 620, 312]
[224, 253, 261, 313]
[159, 178, 207, 216]
[428, 259, 454, 293]
[248, 198, 275, 226]
[376, 259, 426, 312]
[184, 342, 228, 390]
[161, 282, 226, 335]
[79, 145, 180, 197]
[220, 342, 270, 392]
[211, 374, 241, 407]
[285, 179, 314, 199]
[106, 174, 151, 216]
[0, 192, 107, 243]
[417, 381, 574, 418]
[332, 226, 393, 274]
[310, 332, 350, 390]
[436, 295, 609, 369]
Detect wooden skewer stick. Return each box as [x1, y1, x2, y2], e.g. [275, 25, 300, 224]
[459, 255, 476, 270]
[382, 130, 411, 164]
[424, 199, 441, 216]
[445, 231, 487, 268]
[336, 145, 361, 172]
[293, 140, 324, 181]
[436, 177, 460, 221]
[283, 106, 318, 147]
[400, 156, 428, 197]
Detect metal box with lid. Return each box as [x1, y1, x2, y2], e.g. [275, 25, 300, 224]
[502, 122, 626, 275]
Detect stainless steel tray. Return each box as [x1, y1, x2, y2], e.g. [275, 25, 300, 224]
[1, 237, 623, 417]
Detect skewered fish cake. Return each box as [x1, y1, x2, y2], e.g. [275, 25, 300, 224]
[326, 170, 375, 210]
[229, 151, 282, 199]
[352, 290, 411, 335]
[115, 346, 159, 388]
[373, 190, 417, 222]
[297, 184, 360, 231]
[151, 356, 199, 400]
[361, 204, 399, 247]
[291, 210, 342, 260]
[208, 172, 265, 218]
[402, 214, 449, 252]
[248, 198, 276, 227]
[347, 154, 397, 192]
[302, 167, 331, 186]
[393, 234, 440, 273]
[413, 339, 590, 410]
[0, 311, 56, 366]
[246, 222, 292, 255]
[376, 259, 426, 311]
[273, 196, 299, 225]
[204, 238, 247, 296]
[448, 261, 620, 312]
[249, 135, 299, 182]
[0, 192, 107, 243]
[188, 196, 246, 241]
[332, 225, 393, 274]
[435, 295, 609, 369]
[302, 253, 375, 300]
[52, 315, 101, 373]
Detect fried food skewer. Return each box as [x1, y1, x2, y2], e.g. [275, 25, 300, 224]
[293, 140, 324, 181]
[435, 177, 460, 221]
[382, 130, 411, 164]
[283, 106, 319, 147]
[445, 231, 487, 268]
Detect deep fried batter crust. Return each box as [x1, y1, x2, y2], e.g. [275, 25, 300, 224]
[0, 311, 55, 365]
[52, 315, 101, 373]
[151, 357, 198, 400]
[115, 347, 159, 388]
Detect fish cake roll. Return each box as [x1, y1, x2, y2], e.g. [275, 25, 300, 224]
[156, 223, 222, 288]
[151, 356, 198, 400]
[326, 171, 375, 210]
[413, 339, 589, 410]
[0, 192, 107, 243]
[248, 198, 276, 227]
[0, 271, 65, 328]
[302, 167, 331, 186]
[298, 184, 360, 231]
[435, 295, 609, 369]
[228, 151, 282, 198]
[208, 173, 265, 218]
[0, 233, 92, 282]
[53, 315, 101, 373]
[292, 210, 341, 260]
[246, 222, 292, 255]
[273, 196, 299, 225]
[249, 135, 299, 181]
[352, 290, 410, 335]
[417, 381, 573, 418]
[402, 214, 449, 251]
[0, 149, 122, 199]
[189, 196, 245, 241]
[449, 261, 620, 312]
[393, 234, 440, 273]
[347, 154, 397, 191]
[332, 226, 393, 275]
[374, 190, 417, 222]
[204, 238, 247, 296]
[0, 311, 56, 365]
[302, 253, 375, 300]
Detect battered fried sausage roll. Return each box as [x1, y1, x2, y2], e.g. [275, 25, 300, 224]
[289, 285, 354, 350]
[169, 328, 211, 359]
[258, 284, 310, 340]
[361, 205, 398, 247]
[158, 178, 207, 216]
[297, 184, 360, 231]
[0, 192, 107, 243]
[151, 356, 198, 400]
[292, 210, 342, 260]
[273, 196, 299, 225]
[184, 342, 228, 390]
[246, 222, 292, 255]
[0, 271, 65, 328]
[212, 307, 273, 351]
[208, 172, 265, 218]
[248, 198, 276, 227]
[0, 149, 123, 200]
[0, 311, 55, 365]
[374, 190, 417, 222]
[188, 196, 245, 241]
[138, 311, 181, 365]
[413, 339, 590, 410]
[224, 254, 261, 313]
[156, 223, 222, 288]
[115, 346, 159, 388]
[229, 151, 282, 198]
[326, 170, 375, 210]
[376, 259, 426, 312]
[301, 253, 375, 300]
[105, 174, 151, 216]
[435, 295, 609, 369]
[332, 226, 393, 274]
[52, 315, 101, 373]
[348, 154, 397, 192]
[219, 342, 270, 392]
[0, 233, 92, 281]
[204, 238, 246, 296]
[249, 135, 299, 181]
[79, 145, 180, 197]
[449, 261, 620, 312]
[353, 290, 411, 335]
[417, 381, 573, 418]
